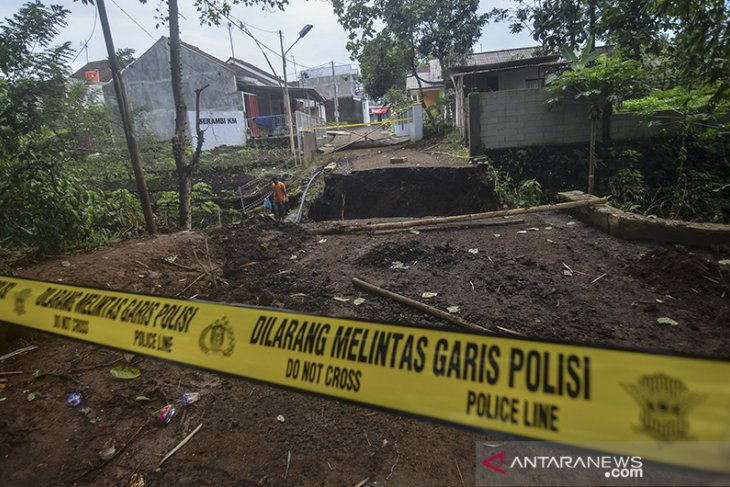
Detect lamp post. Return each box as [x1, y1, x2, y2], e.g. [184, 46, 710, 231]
[280, 24, 313, 166]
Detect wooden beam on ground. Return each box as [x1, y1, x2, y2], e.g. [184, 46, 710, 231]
[371, 218, 525, 235]
[352, 277, 491, 333]
[322, 198, 606, 234]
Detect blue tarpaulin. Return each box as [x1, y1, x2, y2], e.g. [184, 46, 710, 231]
[251, 116, 279, 131]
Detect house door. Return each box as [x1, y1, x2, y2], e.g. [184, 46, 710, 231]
[244, 94, 261, 136]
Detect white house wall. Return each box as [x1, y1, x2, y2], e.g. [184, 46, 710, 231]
[103, 38, 243, 145]
[187, 110, 246, 150]
[301, 65, 358, 100]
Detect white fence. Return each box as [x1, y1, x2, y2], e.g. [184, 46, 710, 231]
[391, 104, 424, 142]
[295, 111, 327, 154]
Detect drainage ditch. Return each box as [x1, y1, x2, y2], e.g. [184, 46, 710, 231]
[308, 166, 499, 221]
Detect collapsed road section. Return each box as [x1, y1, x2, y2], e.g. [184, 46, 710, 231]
[308, 166, 499, 221]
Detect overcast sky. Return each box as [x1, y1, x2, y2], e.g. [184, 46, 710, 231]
[1, 0, 534, 79]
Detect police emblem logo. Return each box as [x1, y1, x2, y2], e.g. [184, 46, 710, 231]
[13, 289, 32, 316]
[198, 317, 235, 357]
[622, 373, 705, 441]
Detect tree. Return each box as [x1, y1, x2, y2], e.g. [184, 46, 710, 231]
[115, 47, 136, 65]
[546, 50, 648, 193]
[333, 0, 487, 118]
[651, 0, 729, 102]
[1, 2, 142, 251]
[168, 0, 210, 229]
[598, 0, 668, 58]
[162, 0, 287, 229]
[486, 0, 666, 58]
[0, 1, 71, 157]
[486, 0, 593, 53]
[358, 33, 410, 99]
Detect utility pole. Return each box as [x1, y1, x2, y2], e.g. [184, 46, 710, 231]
[292, 56, 299, 86]
[96, 0, 157, 235]
[227, 22, 235, 59]
[280, 31, 298, 165]
[331, 61, 339, 126]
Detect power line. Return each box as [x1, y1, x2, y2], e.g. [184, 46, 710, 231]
[237, 19, 277, 35]
[71, 6, 98, 64]
[110, 0, 156, 41]
[203, 0, 316, 71]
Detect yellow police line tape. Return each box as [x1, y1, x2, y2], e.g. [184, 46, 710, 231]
[306, 117, 412, 131]
[1, 275, 728, 473]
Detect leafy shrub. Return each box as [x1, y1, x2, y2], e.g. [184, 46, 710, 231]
[155, 182, 221, 228]
[608, 168, 645, 211]
[485, 162, 543, 208]
[0, 150, 144, 252]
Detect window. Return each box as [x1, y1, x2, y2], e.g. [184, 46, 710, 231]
[525, 78, 544, 89]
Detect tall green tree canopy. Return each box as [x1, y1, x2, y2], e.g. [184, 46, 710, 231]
[0, 1, 72, 155]
[652, 0, 729, 99]
[1, 2, 140, 252]
[486, 0, 667, 58]
[333, 0, 487, 96]
[357, 33, 410, 98]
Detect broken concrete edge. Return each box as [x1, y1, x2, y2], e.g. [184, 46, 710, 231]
[557, 190, 730, 250]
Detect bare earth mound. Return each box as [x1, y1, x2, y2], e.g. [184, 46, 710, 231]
[0, 211, 728, 486]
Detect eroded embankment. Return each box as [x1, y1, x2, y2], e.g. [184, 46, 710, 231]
[309, 166, 499, 221]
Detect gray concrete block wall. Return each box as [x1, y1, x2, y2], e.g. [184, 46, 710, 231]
[475, 89, 664, 151]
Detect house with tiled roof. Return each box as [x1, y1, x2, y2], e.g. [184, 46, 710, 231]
[71, 60, 115, 84]
[406, 47, 565, 133]
[101, 37, 324, 150]
[446, 47, 564, 136]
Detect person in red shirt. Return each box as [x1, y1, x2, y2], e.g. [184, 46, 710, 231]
[270, 177, 288, 222]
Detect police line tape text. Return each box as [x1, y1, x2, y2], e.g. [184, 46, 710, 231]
[35, 286, 198, 332]
[251, 315, 591, 399]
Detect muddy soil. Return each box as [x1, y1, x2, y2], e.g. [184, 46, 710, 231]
[326, 143, 470, 174]
[1, 173, 728, 485]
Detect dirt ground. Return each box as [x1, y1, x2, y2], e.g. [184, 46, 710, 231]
[325, 140, 470, 174]
[0, 145, 728, 486]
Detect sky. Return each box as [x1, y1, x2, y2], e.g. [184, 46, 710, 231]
[1, 0, 534, 79]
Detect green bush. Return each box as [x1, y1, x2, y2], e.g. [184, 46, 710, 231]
[155, 182, 221, 228]
[609, 168, 645, 211]
[0, 151, 144, 252]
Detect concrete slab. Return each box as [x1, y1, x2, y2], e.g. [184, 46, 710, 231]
[557, 190, 730, 250]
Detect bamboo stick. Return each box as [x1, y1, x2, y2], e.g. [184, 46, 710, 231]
[371, 218, 525, 235]
[352, 277, 490, 333]
[159, 422, 203, 467]
[323, 198, 606, 234]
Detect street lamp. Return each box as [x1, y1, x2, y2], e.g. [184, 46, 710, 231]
[280, 24, 313, 165]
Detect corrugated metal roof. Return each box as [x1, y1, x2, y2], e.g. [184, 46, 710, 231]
[407, 47, 550, 87]
[227, 57, 281, 86]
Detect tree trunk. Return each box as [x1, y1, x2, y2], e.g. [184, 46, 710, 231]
[168, 0, 192, 230]
[601, 102, 612, 142]
[588, 0, 597, 48]
[412, 66, 434, 122]
[588, 118, 597, 194]
[96, 0, 157, 236]
[409, 37, 435, 125]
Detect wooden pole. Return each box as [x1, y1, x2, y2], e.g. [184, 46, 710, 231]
[97, 0, 157, 236]
[352, 277, 490, 333]
[324, 198, 606, 234]
[371, 217, 525, 235]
